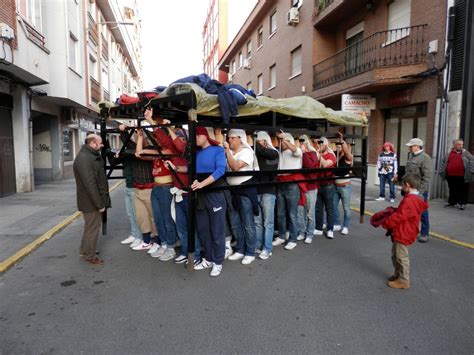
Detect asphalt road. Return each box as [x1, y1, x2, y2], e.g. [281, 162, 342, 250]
[1, 191, 473, 354]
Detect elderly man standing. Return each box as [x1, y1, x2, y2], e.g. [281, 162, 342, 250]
[73, 134, 111, 265]
[404, 138, 432, 243]
[439, 139, 473, 210]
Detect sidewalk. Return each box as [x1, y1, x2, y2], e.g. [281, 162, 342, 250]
[0, 178, 472, 272]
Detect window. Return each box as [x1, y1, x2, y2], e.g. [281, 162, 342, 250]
[68, 32, 79, 72]
[269, 64, 276, 89]
[238, 52, 243, 68]
[290, 46, 302, 77]
[231, 60, 236, 74]
[345, 23, 364, 75]
[89, 54, 99, 80]
[257, 26, 263, 48]
[63, 128, 75, 162]
[27, 0, 43, 31]
[257, 74, 263, 95]
[269, 11, 277, 35]
[246, 81, 252, 91]
[247, 40, 252, 59]
[387, 0, 411, 42]
[101, 68, 109, 91]
[291, 0, 303, 8]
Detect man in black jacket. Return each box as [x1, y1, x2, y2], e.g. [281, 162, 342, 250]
[73, 134, 111, 265]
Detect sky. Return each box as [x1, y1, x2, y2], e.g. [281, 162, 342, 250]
[139, 0, 257, 90]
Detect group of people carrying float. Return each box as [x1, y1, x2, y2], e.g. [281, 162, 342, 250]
[115, 107, 355, 277]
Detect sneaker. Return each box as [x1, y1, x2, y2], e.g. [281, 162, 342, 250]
[390, 199, 395, 203]
[313, 229, 323, 236]
[159, 248, 176, 261]
[194, 258, 212, 270]
[121, 236, 135, 245]
[130, 238, 142, 249]
[326, 231, 334, 239]
[284, 241, 297, 250]
[341, 227, 349, 235]
[259, 250, 272, 260]
[333, 225, 342, 232]
[418, 235, 429, 243]
[387, 279, 410, 289]
[272, 237, 286, 246]
[132, 242, 152, 251]
[256, 248, 262, 254]
[210, 263, 222, 277]
[228, 252, 244, 261]
[444, 203, 454, 208]
[225, 247, 233, 259]
[375, 197, 385, 201]
[296, 234, 305, 241]
[174, 254, 188, 264]
[147, 243, 160, 254]
[459, 204, 466, 210]
[241, 256, 255, 265]
[151, 245, 167, 258]
[304, 237, 313, 244]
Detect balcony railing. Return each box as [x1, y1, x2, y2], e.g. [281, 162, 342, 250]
[315, 0, 334, 13]
[313, 24, 427, 90]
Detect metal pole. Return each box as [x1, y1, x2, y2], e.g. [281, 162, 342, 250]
[360, 135, 368, 223]
[186, 120, 197, 271]
[100, 116, 107, 235]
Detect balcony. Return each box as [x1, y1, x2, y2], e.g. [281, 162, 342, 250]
[313, 0, 367, 29]
[313, 25, 427, 91]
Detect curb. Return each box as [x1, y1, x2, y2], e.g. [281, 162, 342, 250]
[0, 181, 123, 274]
[350, 206, 474, 250]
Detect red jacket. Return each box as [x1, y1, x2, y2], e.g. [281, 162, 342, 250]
[382, 194, 429, 246]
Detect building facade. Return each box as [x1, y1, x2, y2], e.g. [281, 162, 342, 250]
[0, 0, 142, 197]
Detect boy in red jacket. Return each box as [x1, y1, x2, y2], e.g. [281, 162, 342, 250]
[382, 173, 429, 289]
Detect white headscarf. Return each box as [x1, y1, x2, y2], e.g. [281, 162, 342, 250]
[256, 131, 278, 152]
[299, 134, 317, 153]
[283, 133, 295, 145]
[228, 129, 260, 170]
[319, 136, 335, 156]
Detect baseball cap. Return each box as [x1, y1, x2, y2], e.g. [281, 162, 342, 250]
[405, 138, 423, 147]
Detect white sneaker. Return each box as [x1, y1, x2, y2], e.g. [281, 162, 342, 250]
[121, 236, 135, 245]
[132, 242, 152, 251]
[341, 227, 349, 235]
[284, 241, 297, 250]
[313, 229, 323, 236]
[194, 258, 212, 270]
[130, 238, 142, 249]
[210, 263, 222, 277]
[326, 231, 334, 239]
[333, 225, 342, 232]
[296, 234, 305, 241]
[256, 249, 262, 254]
[390, 199, 395, 203]
[151, 245, 167, 258]
[228, 252, 244, 261]
[174, 254, 188, 264]
[159, 248, 176, 261]
[147, 243, 160, 254]
[241, 256, 255, 265]
[272, 237, 285, 246]
[304, 237, 313, 244]
[259, 250, 272, 260]
[225, 247, 233, 259]
[375, 197, 385, 201]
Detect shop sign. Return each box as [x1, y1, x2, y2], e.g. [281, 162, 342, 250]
[388, 89, 413, 106]
[342, 94, 372, 116]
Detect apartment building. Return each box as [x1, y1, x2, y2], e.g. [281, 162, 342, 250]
[219, 0, 310, 99]
[312, 0, 448, 186]
[0, 0, 142, 197]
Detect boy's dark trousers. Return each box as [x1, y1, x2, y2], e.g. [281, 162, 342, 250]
[391, 241, 410, 283]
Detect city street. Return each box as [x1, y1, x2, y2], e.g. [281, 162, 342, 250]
[1, 183, 473, 354]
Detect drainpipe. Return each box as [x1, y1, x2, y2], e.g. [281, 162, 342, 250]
[27, 89, 35, 191]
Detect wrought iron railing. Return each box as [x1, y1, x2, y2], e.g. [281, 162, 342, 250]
[315, 0, 334, 13]
[313, 24, 427, 90]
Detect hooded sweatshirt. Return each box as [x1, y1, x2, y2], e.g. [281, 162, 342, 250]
[382, 193, 429, 246]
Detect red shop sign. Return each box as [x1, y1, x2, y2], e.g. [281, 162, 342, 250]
[388, 89, 413, 106]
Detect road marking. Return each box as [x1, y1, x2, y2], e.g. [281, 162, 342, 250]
[0, 181, 123, 274]
[351, 206, 474, 250]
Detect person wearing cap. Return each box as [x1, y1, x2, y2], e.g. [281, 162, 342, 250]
[191, 127, 227, 277]
[297, 135, 319, 244]
[314, 137, 337, 239]
[404, 138, 432, 243]
[272, 131, 304, 250]
[225, 129, 259, 265]
[254, 131, 279, 259]
[376, 142, 398, 203]
[439, 139, 473, 210]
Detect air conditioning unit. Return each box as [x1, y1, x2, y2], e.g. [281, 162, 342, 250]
[243, 58, 251, 69]
[287, 8, 300, 25]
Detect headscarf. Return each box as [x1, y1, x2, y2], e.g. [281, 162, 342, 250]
[382, 142, 395, 152]
[283, 133, 295, 145]
[299, 134, 317, 153]
[256, 131, 278, 152]
[319, 136, 335, 156]
[227, 129, 259, 170]
[196, 126, 220, 146]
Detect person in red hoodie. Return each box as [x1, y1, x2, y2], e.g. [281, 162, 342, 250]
[382, 173, 429, 289]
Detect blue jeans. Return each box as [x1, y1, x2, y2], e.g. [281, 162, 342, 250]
[151, 185, 177, 247]
[277, 183, 300, 242]
[175, 196, 202, 257]
[334, 184, 352, 228]
[379, 174, 395, 199]
[255, 193, 276, 252]
[420, 191, 429, 236]
[231, 195, 257, 256]
[316, 184, 336, 231]
[124, 187, 141, 239]
[297, 189, 317, 237]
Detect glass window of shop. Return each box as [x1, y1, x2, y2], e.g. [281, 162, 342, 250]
[63, 128, 76, 162]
